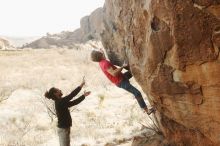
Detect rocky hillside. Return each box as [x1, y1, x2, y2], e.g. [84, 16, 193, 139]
[101, 0, 220, 146]
[0, 38, 10, 50]
[22, 8, 104, 49]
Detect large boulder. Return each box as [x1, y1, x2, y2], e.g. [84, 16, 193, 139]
[80, 7, 104, 42]
[101, 0, 220, 145]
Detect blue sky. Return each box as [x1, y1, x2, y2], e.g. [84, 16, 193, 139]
[0, 0, 104, 37]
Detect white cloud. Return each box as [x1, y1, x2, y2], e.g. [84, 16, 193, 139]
[0, 0, 104, 37]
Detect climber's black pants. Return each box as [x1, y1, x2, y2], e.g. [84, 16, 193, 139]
[117, 71, 147, 109]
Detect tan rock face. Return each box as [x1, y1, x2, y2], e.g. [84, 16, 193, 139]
[101, 0, 220, 145]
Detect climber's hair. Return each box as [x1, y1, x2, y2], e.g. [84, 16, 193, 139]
[91, 50, 103, 62]
[44, 87, 57, 100]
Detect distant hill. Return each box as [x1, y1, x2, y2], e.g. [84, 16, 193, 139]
[22, 8, 104, 49]
[1, 36, 41, 47]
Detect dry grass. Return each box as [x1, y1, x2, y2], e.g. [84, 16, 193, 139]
[0, 44, 156, 146]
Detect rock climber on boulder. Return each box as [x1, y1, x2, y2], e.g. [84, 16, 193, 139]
[91, 49, 156, 115]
